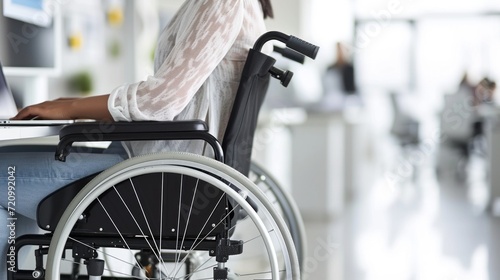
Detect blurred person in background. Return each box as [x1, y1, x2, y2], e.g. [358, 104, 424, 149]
[472, 77, 496, 148]
[320, 42, 357, 110]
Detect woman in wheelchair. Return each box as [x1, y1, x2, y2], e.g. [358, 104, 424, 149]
[1, 1, 279, 278]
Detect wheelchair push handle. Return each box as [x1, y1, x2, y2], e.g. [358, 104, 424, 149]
[273, 45, 305, 64]
[287, 36, 319, 60]
[253, 31, 319, 60]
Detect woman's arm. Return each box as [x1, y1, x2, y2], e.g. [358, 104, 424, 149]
[108, 0, 245, 121]
[12, 94, 113, 121]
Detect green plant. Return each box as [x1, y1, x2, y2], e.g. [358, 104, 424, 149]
[68, 71, 93, 94]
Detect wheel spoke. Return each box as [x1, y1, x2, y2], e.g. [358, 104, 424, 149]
[170, 193, 229, 274]
[67, 237, 137, 269]
[96, 198, 145, 272]
[243, 229, 276, 245]
[159, 172, 165, 279]
[128, 178, 169, 271]
[111, 184, 168, 274]
[180, 262, 216, 279]
[170, 174, 184, 278]
[172, 178, 200, 278]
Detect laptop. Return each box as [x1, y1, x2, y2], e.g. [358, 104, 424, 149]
[0, 62, 75, 126]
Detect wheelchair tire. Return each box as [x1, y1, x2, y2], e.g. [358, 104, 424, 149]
[249, 161, 307, 272]
[45, 152, 300, 279]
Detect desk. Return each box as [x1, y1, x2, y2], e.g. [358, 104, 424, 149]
[290, 112, 345, 221]
[253, 107, 367, 221]
[0, 126, 111, 149]
[0, 126, 62, 141]
[289, 108, 366, 221]
[0, 126, 64, 148]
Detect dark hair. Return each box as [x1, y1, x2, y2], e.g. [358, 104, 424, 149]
[259, 0, 274, 19]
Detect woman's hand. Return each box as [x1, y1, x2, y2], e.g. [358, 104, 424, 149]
[11, 95, 113, 121]
[12, 98, 78, 120]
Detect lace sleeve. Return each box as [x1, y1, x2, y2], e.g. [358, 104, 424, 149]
[108, 0, 244, 121]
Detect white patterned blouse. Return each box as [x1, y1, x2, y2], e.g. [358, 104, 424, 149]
[107, 0, 267, 157]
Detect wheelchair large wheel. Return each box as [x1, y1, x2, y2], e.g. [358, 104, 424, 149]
[249, 161, 306, 271]
[45, 152, 300, 279]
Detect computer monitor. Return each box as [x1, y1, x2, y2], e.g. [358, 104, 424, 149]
[0, 0, 61, 76]
[0, 61, 19, 118]
[3, 0, 53, 27]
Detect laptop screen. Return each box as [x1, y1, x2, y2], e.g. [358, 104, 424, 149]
[0, 62, 19, 119]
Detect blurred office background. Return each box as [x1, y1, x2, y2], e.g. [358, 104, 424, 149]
[4, 0, 500, 279]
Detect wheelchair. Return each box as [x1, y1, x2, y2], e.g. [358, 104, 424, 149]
[8, 31, 318, 280]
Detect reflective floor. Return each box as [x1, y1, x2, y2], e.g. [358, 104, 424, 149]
[301, 138, 500, 280]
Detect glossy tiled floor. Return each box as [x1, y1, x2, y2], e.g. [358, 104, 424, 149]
[300, 141, 500, 280]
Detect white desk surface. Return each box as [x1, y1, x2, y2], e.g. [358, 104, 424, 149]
[0, 126, 62, 142]
[0, 126, 112, 149]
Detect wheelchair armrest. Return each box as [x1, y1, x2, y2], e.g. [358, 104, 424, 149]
[55, 120, 224, 162]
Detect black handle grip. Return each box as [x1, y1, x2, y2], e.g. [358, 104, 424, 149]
[287, 36, 319, 60]
[253, 31, 320, 61]
[273, 46, 305, 64]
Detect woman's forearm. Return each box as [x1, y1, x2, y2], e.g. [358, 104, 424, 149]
[70, 95, 113, 121]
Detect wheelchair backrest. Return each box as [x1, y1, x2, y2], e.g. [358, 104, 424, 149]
[222, 49, 276, 176]
[222, 32, 319, 176]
